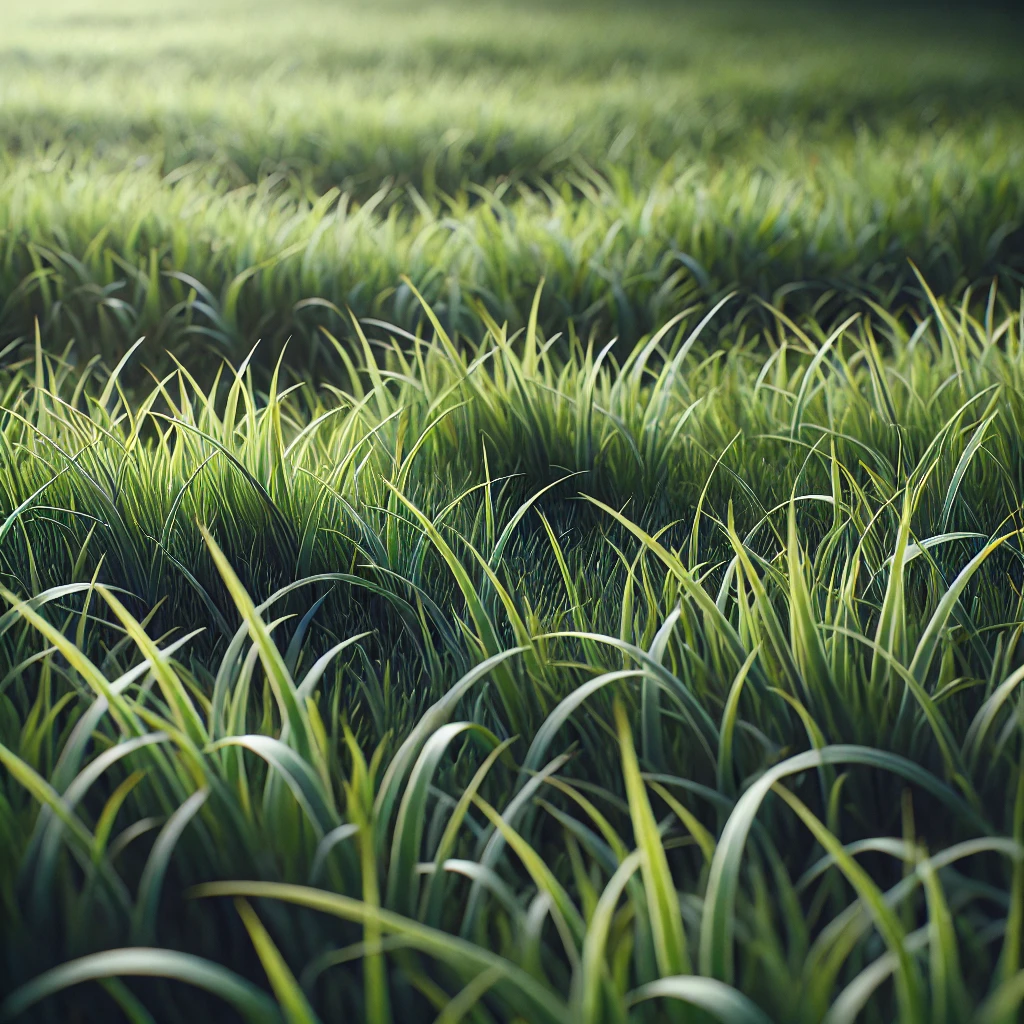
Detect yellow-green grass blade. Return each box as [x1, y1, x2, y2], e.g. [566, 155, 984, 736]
[648, 782, 716, 865]
[420, 737, 517, 926]
[207, 736, 339, 837]
[473, 794, 586, 952]
[582, 496, 752, 682]
[700, 745, 989, 984]
[200, 526, 312, 763]
[615, 701, 690, 975]
[386, 721, 500, 916]
[772, 783, 925, 1023]
[132, 788, 210, 943]
[234, 899, 321, 1024]
[540, 630, 718, 762]
[192, 881, 569, 1024]
[576, 850, 643, 1023]
[717, 646, 761, 798]
[95, 584, 207, 747]
[373, 647, 525, 841]
[908, 531, 1017, 689]
[382, 481, 525, 732]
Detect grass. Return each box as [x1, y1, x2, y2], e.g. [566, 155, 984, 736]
[1, 286, 1024, 1020]
[3, 0, 1024, 1020]
[4, 131, 1023, 375]
[1, 0, 1023, 370]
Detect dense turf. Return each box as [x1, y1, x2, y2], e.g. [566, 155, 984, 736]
[2, 290, 1024, 1021]
[2, 1, 1024, 1022]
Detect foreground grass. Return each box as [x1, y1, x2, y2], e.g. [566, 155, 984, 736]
[1, 292, 1024, 1020]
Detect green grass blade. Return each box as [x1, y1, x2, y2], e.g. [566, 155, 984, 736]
[0, 949, 282, 1023]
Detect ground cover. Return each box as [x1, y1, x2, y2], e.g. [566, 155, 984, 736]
[0, 0, 1022, 367]
[2, 1, 1024, 1021]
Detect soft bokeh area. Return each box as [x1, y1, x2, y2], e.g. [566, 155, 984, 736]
[2, 0, 1022, 366]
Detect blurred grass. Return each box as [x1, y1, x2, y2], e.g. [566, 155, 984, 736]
[1, 0, 1023, 367]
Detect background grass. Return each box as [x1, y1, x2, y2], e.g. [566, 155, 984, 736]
[2, 1, 1024, 1021]
[1, 0, 1023, 368]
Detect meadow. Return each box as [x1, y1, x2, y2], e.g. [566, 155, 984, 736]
[2, 1, 1024, 1021]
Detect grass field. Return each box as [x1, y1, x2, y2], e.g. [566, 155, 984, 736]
[2, 0, 1024, 370]
[2, 1, 1024, 1021]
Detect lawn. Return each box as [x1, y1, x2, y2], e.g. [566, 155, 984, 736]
[1, 1, 1024, 1021]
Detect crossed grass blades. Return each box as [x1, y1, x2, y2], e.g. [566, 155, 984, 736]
[1, 286, 1024, 1021]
